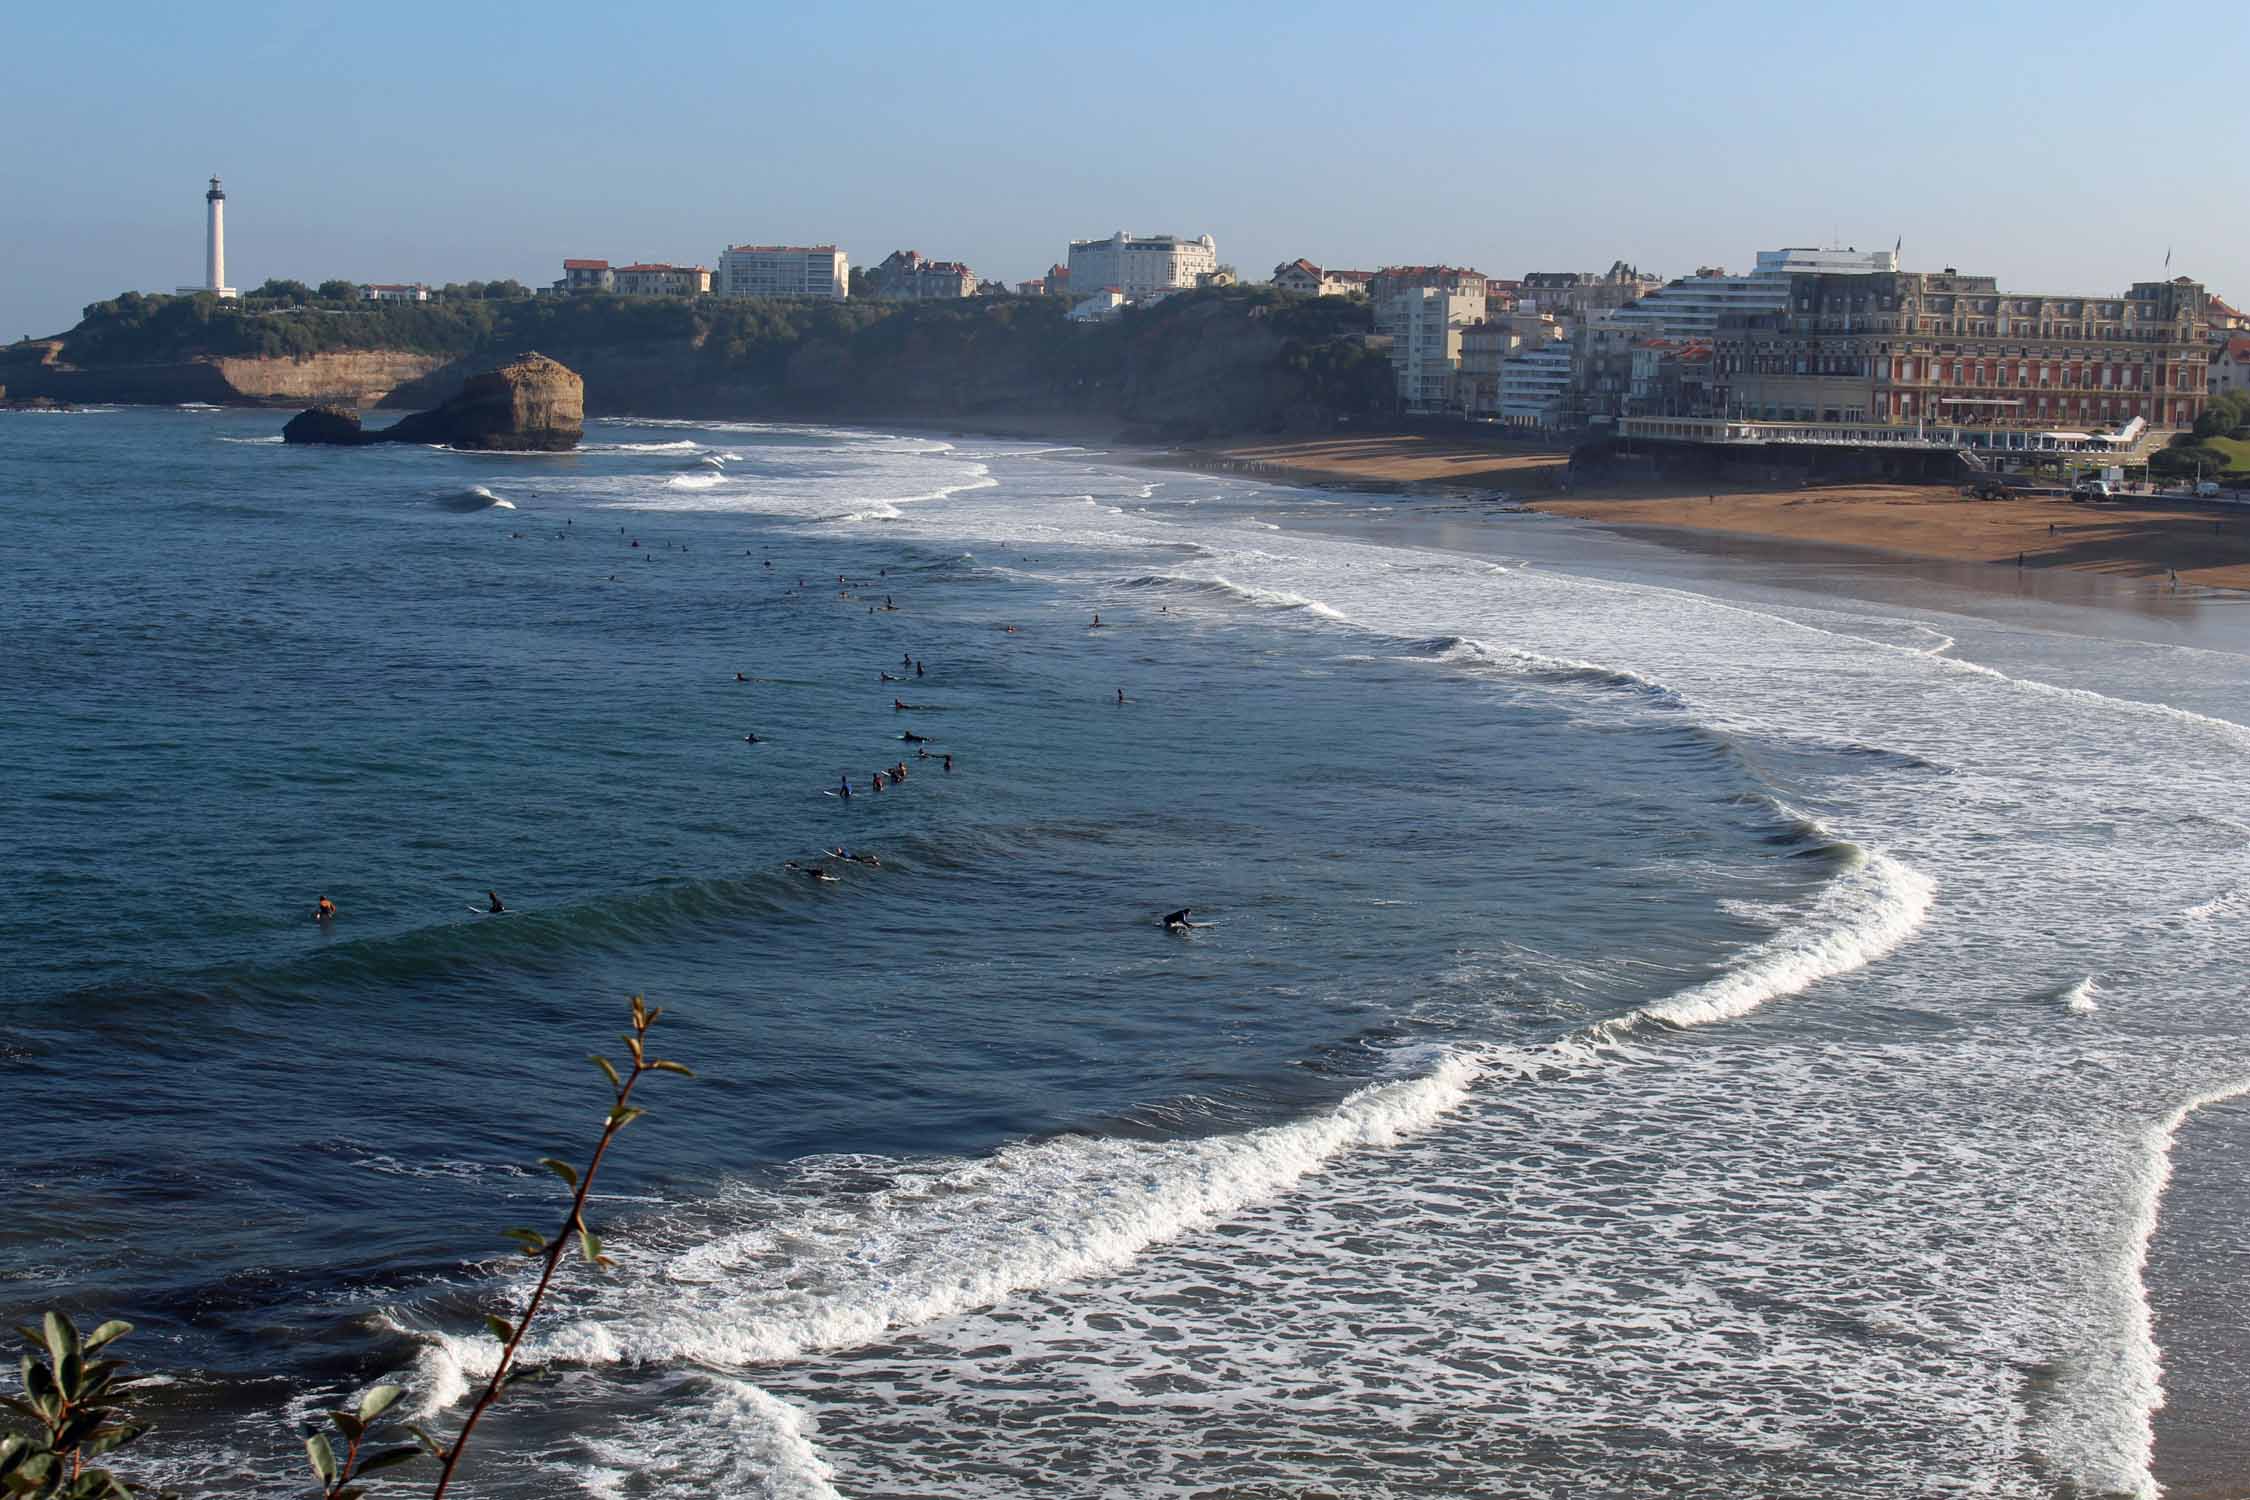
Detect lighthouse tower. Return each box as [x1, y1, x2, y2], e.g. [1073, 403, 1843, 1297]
[180, 175, 238, 299]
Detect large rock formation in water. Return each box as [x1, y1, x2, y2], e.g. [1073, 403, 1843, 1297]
[282, 352, 583, 451]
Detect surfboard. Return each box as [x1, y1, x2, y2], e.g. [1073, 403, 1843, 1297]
[467, 906, 513, 916]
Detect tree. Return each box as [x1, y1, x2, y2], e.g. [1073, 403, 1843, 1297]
[483, 280, 530, 300]
[252, 278, 312, 305]
[316, 280, 359, 303]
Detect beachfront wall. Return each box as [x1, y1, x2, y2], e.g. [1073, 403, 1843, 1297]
[1714, 269, 2212, 439]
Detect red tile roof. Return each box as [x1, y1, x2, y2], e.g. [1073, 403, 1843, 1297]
[2225, 335, 2250, 360]
[562, 259, 609, 270]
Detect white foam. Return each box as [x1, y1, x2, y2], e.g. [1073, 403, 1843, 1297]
[2062, 976, 2101, 1014]
[408, 1049, 1490, 1385]
[572, 1379, 840, 1500]
[1633, 845, 1935, 1030]
[2042, 1077, 2250, 1499]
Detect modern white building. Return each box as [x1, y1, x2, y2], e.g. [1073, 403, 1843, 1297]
[1589, 246, 1900, 344]
[360, 283, 430, 303]
[1066, 232, 1218, 302]
[1499, 345, 1576, 428]
[717, 245, 850, 300]
[178, 176, 237, 300]
[1385, 287, 1483, 409]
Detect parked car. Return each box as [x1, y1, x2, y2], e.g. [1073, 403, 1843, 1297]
[2071, 479, 2115, 501]
[2195, 479, 2222, 498]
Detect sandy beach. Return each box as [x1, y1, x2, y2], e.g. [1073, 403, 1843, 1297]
[1164, 433, 2250, 592]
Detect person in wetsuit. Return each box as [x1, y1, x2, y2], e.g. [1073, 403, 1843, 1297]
[487, 891, 506, 914]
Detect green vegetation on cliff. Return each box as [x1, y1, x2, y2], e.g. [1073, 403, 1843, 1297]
[36, 287, 1396, 435]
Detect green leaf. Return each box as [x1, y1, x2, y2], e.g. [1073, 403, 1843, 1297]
[404, 1423, 447, 1459]
[536, 1157, 579, 1189]
[354, 1446, 423, 1476]
[10, 1325, 40, 1352]
[327, 1409, 364, 1443]
[483, 1315, 514, 1345]
[306, 1431, 338, 1485]
[41, 1313, 77, 1373]
[649, 1060, 695, 1077]
[79, 1323, 130, 1354]
[356, 1384, 404, 1425]
[589, 1054, 621, 1090]
[606, 1105, 645, 1130]
[578, 1229, 602, 1264]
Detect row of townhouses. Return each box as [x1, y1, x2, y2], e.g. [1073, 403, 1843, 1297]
[1271, 246, 2232, 457]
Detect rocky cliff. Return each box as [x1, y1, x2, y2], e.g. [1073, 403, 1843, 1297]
[0, 343, 449, 408]
[283, 353, 583, 451]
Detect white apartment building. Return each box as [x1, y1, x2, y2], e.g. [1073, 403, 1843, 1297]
[1386, 288, 1483, 410]
[1069, 289, 1128, 323]
[1591, 246, 1899, 344]
[360, 283, 430, 303]
[560, 259, 613, 294]
[1499, 345, 1575, 428]
[717, 244, 849, 300]
[1067, 232, 1218, 301]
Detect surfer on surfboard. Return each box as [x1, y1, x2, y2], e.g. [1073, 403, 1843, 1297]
[486, 891, 506, 914]
[1163, 908, 1207, 932]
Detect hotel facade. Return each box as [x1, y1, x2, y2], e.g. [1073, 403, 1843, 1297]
[1712, 271, 2212, 436]
[1066, 232, 1218, 301]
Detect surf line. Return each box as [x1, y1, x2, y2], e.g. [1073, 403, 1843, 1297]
[2106, 1074, 2250, 1497]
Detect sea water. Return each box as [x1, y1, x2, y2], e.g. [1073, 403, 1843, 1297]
[2, 408, 2247, 1498]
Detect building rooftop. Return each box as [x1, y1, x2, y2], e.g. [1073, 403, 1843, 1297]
[724, 245, 840, 254]
[615, 263, 708, 273]
[562, 259, 609, 270]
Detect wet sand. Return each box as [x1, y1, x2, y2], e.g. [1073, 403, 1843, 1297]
[1153, 435, 2250, 592]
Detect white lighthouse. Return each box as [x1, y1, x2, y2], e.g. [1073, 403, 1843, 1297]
[179, 175, 238, 299]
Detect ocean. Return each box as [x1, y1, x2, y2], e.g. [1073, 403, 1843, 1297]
[3, 406, 2247, 1498]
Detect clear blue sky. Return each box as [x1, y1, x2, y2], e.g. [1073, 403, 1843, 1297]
[3, 0, 2244, 337]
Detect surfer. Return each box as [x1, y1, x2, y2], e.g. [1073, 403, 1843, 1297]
[736, 672, 748, 682]
[1117, 688, 1125, 705]
[915, 660, 924, 677]
[942, 754, 952, 772]
[314, 896, 336, 922]
[902, 653, 913, 668]
[837, 773, 852, 800]
[893, 761, 909, 780]
[895, 698, 909, 710]
[881, 672, 900, 683]
[1163, 907, 1194, 932]
[743, 733, 762, 744]
[872, 770, 886, 792]
[487, 891, 506, 914]
[785, 861, 838, 884]
[901, 730, 928, 743]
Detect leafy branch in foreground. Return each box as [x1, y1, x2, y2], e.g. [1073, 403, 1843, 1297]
[0, 1313, 171, 1499]
[420, 992, 689, 1499]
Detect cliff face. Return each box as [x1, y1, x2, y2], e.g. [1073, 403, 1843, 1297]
[0, 346, 448, 407]
[283, 352, 584, 451]
[211, 352, 449, 406]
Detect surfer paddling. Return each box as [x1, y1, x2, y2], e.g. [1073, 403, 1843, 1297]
[1163, 907, 1207, 932]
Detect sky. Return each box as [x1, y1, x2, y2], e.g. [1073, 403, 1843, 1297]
[3, 0, 2246, 338]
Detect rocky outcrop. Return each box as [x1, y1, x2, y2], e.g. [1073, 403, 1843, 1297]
[282, 353, 583, 451]
[281, 404, 364, 443]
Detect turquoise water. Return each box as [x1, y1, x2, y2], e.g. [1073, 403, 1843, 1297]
[4, 407, 2248, 1497]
